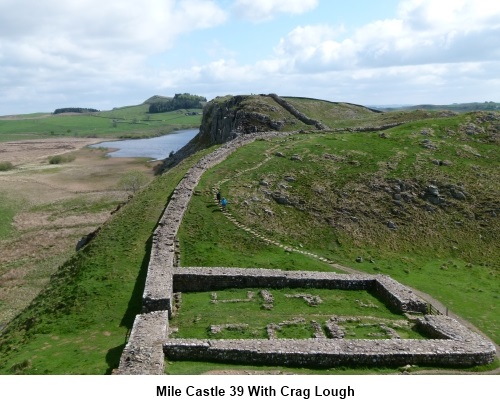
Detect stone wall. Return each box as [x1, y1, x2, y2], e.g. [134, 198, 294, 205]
[116, 131, 289, 374]
[164, 324, 496, 368]
[173, 267, 374, 292]
[142, 131, 289, 314]
[373, 275, 428, 314]
[267, 94, 330, 130]
[115, 311, 169, 375]
[173, 267, 426, 314]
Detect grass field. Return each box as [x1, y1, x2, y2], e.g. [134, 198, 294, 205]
[0, 105, 202, 141]
[170, 287, 426, 340]
[0, 145, 155, 328]
[0, 103, 203, 333]
[0, 195, 16, 239]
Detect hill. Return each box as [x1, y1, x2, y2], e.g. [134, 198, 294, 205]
[142, 95, 172, 104]
[0, 98, 203, 142]
[0, 94, 498, 375]
[379, 101, 500, 113]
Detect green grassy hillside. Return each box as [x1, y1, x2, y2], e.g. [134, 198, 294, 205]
[0, 96, 498, 374]
[380, 101, 500, 113]
[0, 103, 202, 142]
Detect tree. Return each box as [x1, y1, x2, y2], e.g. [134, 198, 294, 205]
[118, 171, 148, 195]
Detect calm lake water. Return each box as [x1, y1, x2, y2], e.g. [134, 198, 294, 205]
[90, 128, 198, 160]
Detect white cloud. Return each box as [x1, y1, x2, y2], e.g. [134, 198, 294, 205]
[0, 0, 228, 54]
[0, 0, 228, 113]
[232, 0, 318, 22]
[398, 0, 500, 32]
[1, 0, 499, 114]
[270, 0, 500, 73]
[274, 25, 356, 71]
[173, 0, 500, 104]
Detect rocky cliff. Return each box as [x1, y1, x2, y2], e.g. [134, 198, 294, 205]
[159, 94, 306, 171]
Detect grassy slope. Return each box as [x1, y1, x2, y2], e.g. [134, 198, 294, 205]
[0, 148, 214, 374]
[178, 166, 334, 272]
[283, 97, 455, 129]
[0, 195, 16, 239]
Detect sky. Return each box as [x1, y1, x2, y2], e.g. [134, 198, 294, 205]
[1, 0, 499, 115]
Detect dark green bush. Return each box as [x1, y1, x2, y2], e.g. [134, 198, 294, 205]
[0, 161, 14, 171]
[48, 154, 76, 164]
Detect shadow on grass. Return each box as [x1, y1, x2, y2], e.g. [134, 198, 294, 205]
[120, 235, 153, 328]
[105, 343, 126, 374]
[105, 235, 153, 373]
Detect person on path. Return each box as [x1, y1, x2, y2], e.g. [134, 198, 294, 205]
[216, 190, 221, 204]
[221, 197, 227, 210]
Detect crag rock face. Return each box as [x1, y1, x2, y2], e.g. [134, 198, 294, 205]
[199, 95, 245, 145]
[197, 93, 330, 146]
[160, 95, 282, 171]
[198, 95, 282, 145]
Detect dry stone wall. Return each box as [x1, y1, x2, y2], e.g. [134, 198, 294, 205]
[173, 267, 426, 314]
[143, 131, 290, 314]
[115, 311, 168, 375]
[164, 323, 496, 368]
[267, 94, 330, 130]
[118, 131, 289, 374]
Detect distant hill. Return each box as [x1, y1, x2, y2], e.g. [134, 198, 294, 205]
[142, 95, 172, 104]
[163, 93, 462, 171]
[1, 99, 203, 141]
[379, 101, 500, 113]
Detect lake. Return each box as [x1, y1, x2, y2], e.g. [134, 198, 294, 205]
[90, 128, 198, 160]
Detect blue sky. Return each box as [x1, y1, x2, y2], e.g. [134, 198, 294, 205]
[0, 0, 499, 115]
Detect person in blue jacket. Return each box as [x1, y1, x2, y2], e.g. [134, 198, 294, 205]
[220, 197, 227, 210]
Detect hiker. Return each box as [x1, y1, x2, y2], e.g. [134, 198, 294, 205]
[221, 197, 227, 210]
[216, 190, 221, 204]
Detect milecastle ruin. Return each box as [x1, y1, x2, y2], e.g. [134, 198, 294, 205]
[115, 130, 496, 375]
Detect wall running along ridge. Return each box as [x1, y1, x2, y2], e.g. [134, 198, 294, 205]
[115, 131, 496, 374]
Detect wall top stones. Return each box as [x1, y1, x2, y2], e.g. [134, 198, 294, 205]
[115, 311, 169, 375]
[174, 267, 375, 281]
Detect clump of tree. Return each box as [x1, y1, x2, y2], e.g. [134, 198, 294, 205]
[48, 154, 76, 164]
[148, 93, 206, 113]
[53, 107, 100, 114]
[118, 170, 149, 195]
[0, 161, 14, 171]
